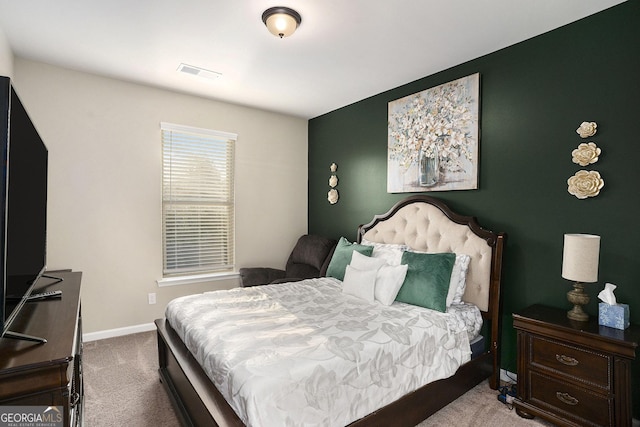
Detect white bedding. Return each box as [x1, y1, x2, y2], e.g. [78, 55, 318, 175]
[165, 277, 482, 427]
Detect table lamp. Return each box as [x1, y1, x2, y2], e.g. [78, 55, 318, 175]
[561, 234, 600, 321]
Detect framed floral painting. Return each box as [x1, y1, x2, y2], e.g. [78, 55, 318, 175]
[387, 73, 480, 193]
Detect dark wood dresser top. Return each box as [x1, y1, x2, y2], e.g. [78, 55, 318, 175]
[0, 271, 82, 371]
[513, 304, 639, 358]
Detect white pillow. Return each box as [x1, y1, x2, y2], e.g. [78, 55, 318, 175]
[342, 265, 377, 302]
[447, 254, 471, 306]
[362, 239, 408, 266]
[375, 264, 408, 305]
[351, 250, 387, 270]
[350, 251, 407, 305]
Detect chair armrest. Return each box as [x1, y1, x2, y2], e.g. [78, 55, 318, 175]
[269, 277, 304, 285]
[239, 267, 285, 287]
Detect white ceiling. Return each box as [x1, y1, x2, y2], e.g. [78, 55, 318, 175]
[0, 0, 626, 119]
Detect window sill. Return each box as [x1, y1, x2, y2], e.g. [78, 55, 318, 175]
[157, 271, 240, 287]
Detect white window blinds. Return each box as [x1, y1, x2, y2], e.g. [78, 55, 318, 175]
[161, 122, 236, 276]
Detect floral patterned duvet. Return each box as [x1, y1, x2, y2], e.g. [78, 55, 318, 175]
[165, 277, 480, 427]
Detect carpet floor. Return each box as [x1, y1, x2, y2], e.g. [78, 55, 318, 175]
[83, 331, 553, 426]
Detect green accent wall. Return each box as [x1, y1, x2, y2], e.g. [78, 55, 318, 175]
[308, 1, 639, 417]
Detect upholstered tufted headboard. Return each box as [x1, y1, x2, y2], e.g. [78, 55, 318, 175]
[357, 195, 505, 315]
[356, 195, 506, 390]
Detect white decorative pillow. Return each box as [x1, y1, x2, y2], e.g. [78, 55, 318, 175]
[447, 254, 471, 306]
[362, 239, 408, 263]
[350, 251, 407, 305]
[350, 250, 387, 271]
[342, 265, 377, 302]
[374, 264, 409, 305]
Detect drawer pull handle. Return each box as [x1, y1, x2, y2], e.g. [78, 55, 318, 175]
[556, 354, 578, 366]
[556, 392, 579, 406]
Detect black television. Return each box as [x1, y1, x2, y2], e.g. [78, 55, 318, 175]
[0, 76, 50, 342]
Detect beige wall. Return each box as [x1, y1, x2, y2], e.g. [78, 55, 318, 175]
[12, 58, 308, 334]
[0, 26, 13, 78]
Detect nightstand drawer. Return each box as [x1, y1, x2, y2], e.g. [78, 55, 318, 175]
[530, 371, 612, 427]
[514, 305, 639, 427]
[530, 336, 610, 389]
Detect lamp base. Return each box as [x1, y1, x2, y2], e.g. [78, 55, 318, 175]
[567, 282, 589, 322]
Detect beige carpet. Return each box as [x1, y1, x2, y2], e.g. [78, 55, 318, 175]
[83, 331, 179, 426]
[83, 331, 552, 426]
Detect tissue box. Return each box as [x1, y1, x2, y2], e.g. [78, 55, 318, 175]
[598, 303, 630, 330]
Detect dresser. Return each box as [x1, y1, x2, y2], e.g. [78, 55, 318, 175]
[0, 271, 83, 427]
[513, 304, 639, 427]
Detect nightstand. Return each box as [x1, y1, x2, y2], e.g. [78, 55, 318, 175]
[513, 304, 639, 427]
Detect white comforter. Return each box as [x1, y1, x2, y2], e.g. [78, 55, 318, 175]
[165, 277, 475, 427]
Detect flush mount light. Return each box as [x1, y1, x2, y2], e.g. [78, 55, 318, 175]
[177, 63, 222, 80]
[262, 6, 301, 38]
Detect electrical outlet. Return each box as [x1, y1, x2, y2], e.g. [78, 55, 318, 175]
[148, 293, 156, 305]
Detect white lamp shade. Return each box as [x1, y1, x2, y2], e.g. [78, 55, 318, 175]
[562, 234, 600, 283]
[264, 12, 299, 38]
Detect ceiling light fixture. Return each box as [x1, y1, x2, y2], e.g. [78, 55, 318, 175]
[262, 7, 301, 38]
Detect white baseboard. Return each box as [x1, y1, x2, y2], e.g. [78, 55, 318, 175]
[83, 322, 156, 342]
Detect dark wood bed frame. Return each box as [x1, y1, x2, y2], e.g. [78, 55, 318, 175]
[156, 195, 506, 427]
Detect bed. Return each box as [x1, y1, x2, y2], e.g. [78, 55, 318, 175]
[155, 195, 506, 427]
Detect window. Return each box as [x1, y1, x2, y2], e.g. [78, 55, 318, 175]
[161, 122, 236, 277]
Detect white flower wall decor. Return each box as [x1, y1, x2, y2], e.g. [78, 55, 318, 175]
[567, 170, 604, 199]
[387, 73, 479, 192]
[572, 142, 601, 166]
[327, 188, 339, 204]
[576, 121, 597, 138]
[327, 163, 339, 204]
[568, 121, 604, 199]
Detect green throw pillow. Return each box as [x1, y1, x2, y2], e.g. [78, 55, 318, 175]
[395, 252, 456, 312]
[326, 237, 374, 281]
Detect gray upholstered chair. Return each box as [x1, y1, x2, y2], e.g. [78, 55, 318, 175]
[239, 234, 337, 287]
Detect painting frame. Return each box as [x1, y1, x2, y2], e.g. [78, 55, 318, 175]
[387, 73, 480, 193]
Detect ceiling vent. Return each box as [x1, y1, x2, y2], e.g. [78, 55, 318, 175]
[177, 63, 222, 80]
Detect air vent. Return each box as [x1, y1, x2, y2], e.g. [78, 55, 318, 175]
[177, 63, 222, 80]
